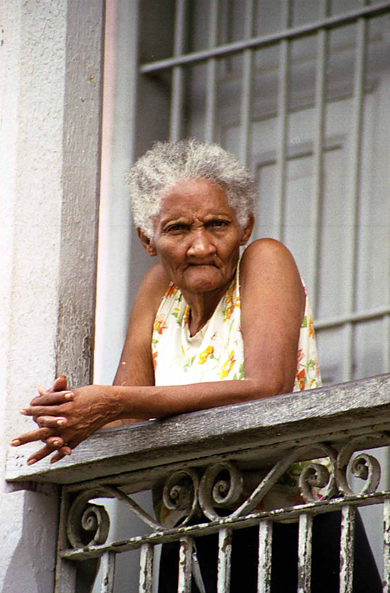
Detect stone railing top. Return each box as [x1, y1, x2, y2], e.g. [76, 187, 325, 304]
[5, 374, 390, 486]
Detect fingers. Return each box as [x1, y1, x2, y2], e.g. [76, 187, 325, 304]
[27, 444, 56, 465]
[50, 451, 65, 464]
[34, 415, 68, 429]
[36, 375, 67, 398]
[50, 446, 73, 464]
[45, 435, 65, 448]
[21, 403, 69, 418]
[52, 375, 68, 392]
[11, 426, 56, 446]
[43, 437, 73, 457]
[24, 443, 72, 466]
[29, 391, 74, 407]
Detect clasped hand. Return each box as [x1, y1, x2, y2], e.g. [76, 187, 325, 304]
[11, 376, 113, 465]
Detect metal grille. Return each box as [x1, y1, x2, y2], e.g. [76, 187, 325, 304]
[90, 499, 390, 593]
[137, 0, 390, 385]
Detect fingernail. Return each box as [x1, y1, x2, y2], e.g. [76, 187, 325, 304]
[58, 374, 67, 380]
[64, 391, 74, 400]
[11, 439, 20, 446]
[50, 457, 58, 464]
[64, 450, 72, 455]
[20, 409, 28, 415]
[53, 439, 62, 446]
[27, 459, 37, 466]
[57, 419, 66, 426]
[37, 384, 46, 393]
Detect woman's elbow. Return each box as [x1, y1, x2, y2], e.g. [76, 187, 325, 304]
[248, 374, 295, 400]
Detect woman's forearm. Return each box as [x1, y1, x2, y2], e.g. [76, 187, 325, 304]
[112, 375, 292, 421]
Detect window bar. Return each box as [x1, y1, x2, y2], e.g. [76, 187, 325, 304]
[342, 15, 368, 382]
[384, 315, 390, 373]
[224, 0, 235, 76]
[217, 527, 232, 593]
[100, 551, 116, 593]
[308, 0, 330, 313]
[339, 505, 356, 593]
[139, 542, 154, 593]
[170, 0, 188, 143]
[178, 536, 193, 593]
[315, 304, 390, 329]
[258, 520, 273, 593]
[274, 0, 292, 242]
[297, 513, 313, 593]
[239, 0, 255, 166]
[205, 0, 219, 143]
[140, 3, 390, 75]
[383, 499, 390, 590]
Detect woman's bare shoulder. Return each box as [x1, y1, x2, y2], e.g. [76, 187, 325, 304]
[239, 238, 305, 317]
[134, 262, 171, 311]
[240, 238, 297, 270]
[114, 263, 171, 388]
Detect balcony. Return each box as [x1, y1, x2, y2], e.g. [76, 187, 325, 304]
[6, 373, 390, 592]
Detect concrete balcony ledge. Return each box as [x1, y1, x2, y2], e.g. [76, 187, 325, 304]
[6, 373, 390, 488]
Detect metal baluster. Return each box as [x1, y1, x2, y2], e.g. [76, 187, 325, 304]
[178, 536, 193, 593]
[339, 505, 356, 593]
[384, 315, 390, 373]
[298, 513, 313, 593]
[205, 0, 219, 142]
[170, 0, 188, 142]
[239, 0, 255, 166]
[217, 527, 232, 593]
[308, 0, 329, 312]
[384, 499, 390, 592]
[343, 14, 368, 382]
[100, 551, 116, 593]
[274, 0, 292, 241]
[258, 520, 273, 593]
[139, 543, 154, 593]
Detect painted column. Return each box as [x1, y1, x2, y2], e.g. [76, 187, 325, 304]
[0, 1, 104, 591]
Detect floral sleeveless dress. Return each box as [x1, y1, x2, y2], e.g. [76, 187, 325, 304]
[152, 268, 321, 392]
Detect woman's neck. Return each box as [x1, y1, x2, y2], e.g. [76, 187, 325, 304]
[181, 279, 234, 337]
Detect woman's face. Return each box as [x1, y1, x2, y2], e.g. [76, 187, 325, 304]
[142, 179, 253, 297]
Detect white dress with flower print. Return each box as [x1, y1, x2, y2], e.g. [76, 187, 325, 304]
[152, 266, 321, 392]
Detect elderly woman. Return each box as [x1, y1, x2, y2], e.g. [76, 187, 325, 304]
[13, 140, 380, 592]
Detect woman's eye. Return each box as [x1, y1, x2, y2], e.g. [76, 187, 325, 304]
[166, 224, 187, 233]
[209, 220, 229, 228]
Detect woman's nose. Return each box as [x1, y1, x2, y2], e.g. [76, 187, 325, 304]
[187, 230, 216, 258]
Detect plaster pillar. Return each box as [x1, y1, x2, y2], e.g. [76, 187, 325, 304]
[0, 1, 104, 590]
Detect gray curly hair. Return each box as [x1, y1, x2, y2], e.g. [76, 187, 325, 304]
[126, 139, 256, 239]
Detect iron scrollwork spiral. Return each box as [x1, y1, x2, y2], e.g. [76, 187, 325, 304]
[67, 489, 110, 549]
[66, 485, 162, 550]
[298, 444, 338, 503]
[162, 469, 200, 525]
[199, 462, 244, 520]
[336, 437, 382, 496]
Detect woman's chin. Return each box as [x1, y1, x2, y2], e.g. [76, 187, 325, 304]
[180, 268, 229, 294]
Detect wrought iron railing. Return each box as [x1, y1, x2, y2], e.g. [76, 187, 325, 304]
[6, 373, 390, 592]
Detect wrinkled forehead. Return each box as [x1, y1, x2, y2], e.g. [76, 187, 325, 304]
[157, 178, 235, 220]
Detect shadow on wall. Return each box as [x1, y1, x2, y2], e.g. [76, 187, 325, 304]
[2, 488, 59, 593]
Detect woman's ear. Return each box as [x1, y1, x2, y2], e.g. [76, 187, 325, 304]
[240, 215, 255, 245]
[137, 228, 157, 256]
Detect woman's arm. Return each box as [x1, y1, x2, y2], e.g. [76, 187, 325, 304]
[14, 239, 305, 462]
[104, 262, 170, 427]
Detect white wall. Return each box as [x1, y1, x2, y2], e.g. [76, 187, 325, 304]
[0, 1, 104, 590]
